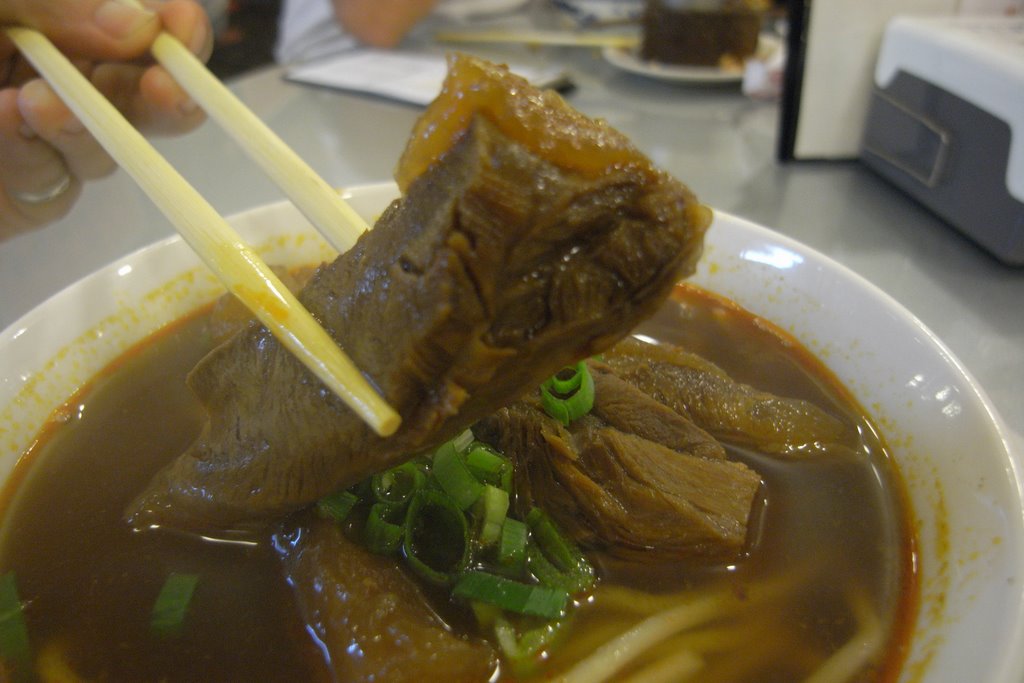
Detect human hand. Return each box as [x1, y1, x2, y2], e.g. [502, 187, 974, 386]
[0, 0, 213, 239]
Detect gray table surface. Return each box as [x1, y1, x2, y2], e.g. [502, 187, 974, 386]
[1, 42, 1021, 454]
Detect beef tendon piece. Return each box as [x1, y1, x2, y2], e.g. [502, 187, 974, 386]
[396, 54, 682, 191]
[604, 337, 849, 456]
[475, 394, 762, 562]
[126, 54, 711, 532]
[274, 516, 497, 683]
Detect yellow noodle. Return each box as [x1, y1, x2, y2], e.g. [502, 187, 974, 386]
[620, 649, 704, 683]
[592, 584, 707, 615]
[546, 617, 641, 668]
[692, 628, 790, 683]
[557, 562, 831, 683]
[36, 638, 87, 683]
[802, 589, 884, 683]
[556, 593, 723, 683]
[593, 559, 816, 618]
[651, 618, 773, 659]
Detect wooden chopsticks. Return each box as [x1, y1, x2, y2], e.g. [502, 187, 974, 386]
[120, 0, 368, 254]
[434, 29, 640, 49]
[4, 26, 401, 437]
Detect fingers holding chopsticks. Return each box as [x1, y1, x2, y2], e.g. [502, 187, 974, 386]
[0, 0, 212, 238]
[0, 86, 81, 237]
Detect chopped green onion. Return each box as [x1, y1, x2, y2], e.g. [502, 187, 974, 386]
[0, 572, 30, 671]
[549, 365, 584, 395]
[526, 508, 574, 572]
[432, 440, 484, 510]
[349, 477, 373, 501]
[497, 517, 528, 574]
[492, 615, 566, 676]
[451, 429, 475, 453]
[465, 444, 506, 481]
[526, 509, 595, 593]
[371, 462, 425, 507]
[540, 362, 595, 426]
[469, 600, 502, 628]
[151, 573, 199, 637]
[514, 618, 564, 657]
[403, 489, 470, 586]
[477, 485, 509, 548]
[500, 463, 513, 494]
[453, 571, 568, 619]
[365, 503, 404, 556]
[493, 615, 520, 657]
[316, 490, 359, 523]
[527, 540, 579, 593]
[306, 433, 597, 670]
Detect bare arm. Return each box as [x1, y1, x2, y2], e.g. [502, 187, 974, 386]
[330, 0, 439, 48]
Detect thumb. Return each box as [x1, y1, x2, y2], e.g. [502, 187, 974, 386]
[0, 0, 161, 61]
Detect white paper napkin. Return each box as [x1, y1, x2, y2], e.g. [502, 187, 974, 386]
[286, 50, 571, 106]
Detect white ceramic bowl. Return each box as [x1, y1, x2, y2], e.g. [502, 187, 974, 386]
[1, 183, 1021, 681]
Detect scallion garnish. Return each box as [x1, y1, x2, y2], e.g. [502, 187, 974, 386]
[316, 490, 359, 522]
[549, 364, 584, 395]
[432, 440, 484, 510]
[453, 571, 568, 620]
[526, 508, 595, 593]
[0, 572, 30, 672]
[450, 428, 475, 453]
[151, 573, 199, 637]
[527, 508, 581, 573]
[497, 517, 528, 574]
[312, 431, 597, 670]
[476, 485, 509, 548]
[403, 489, 470, 586]
[470, 602, 566, 678]
[371, 462, 425, 506]
[365, 503, 404, 555]
[493, 615, 565, 674]
[540, 362, 595, 426]
[465, 444, 507, 483]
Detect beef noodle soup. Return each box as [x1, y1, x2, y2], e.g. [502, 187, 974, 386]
[0, 283, 916, 682]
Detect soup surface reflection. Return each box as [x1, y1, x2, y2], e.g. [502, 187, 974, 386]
[0, 283, 916, 682]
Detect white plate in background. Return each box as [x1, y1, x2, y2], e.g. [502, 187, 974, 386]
[603, 33, 781, 84]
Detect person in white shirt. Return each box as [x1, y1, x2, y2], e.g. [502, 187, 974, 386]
[276, 0, 528, 64]
[276, 0, 440, 64]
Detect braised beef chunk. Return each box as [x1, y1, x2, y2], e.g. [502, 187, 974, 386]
[604, 337, 849, 456]
[475, 391, 761, 562]
[274, 516, 497, 683]
[474, 351, 764, 562]
[474, 332, 854, 561]
[127, 75, 710, 533]
[589, 361, 726, 461]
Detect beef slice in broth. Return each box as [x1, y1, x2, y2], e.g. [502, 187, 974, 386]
[274, 515, 496, 682]
[126, 55, 711, 533]
[475, 358, 762, 562]
[604, 337, 849, 456]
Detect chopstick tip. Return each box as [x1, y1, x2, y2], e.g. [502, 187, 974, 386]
[374, 411, 402, 438]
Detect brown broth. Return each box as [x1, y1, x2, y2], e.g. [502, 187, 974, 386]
[542, 285, 917, 681]
[0, 284, 916, 682]
[0, 310, 329, 681]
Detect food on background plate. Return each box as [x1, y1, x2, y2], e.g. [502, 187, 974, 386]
[641, 0, 768, 69]
[0, 54, 915, 682]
